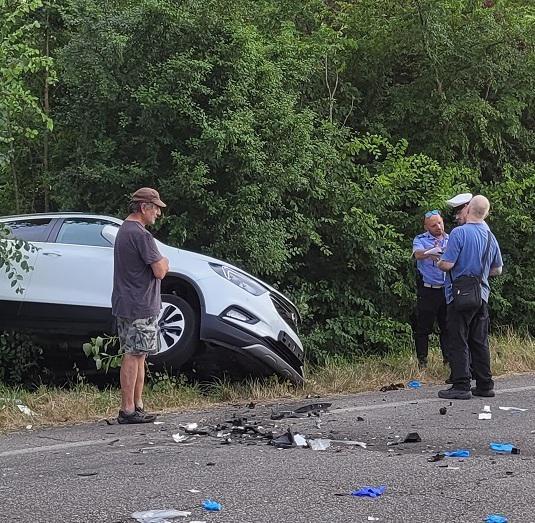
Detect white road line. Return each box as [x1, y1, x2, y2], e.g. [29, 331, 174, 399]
[333, 384, 535, 414]
[0, 438, 120, 458]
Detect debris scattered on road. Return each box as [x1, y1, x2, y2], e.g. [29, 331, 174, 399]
[407, 380, 422, 389]
[153, 421, 165, 425]
[271, 402, 331, 420]
[201, 499, 222, 511]
[403, 432, 421, 443]
[293, 434, 307, 447]
[351, 486, 386, 498]
[131, 509, 192, 522]
[270, 429, 296, 449]
[485, 515, 508, 523]
[490, 442, 520, 454]
[172, 433, 189, 443]
[16, 404, 36, 416]
[308, 438, 331, 451]
[439, 407, 447, 415]
[179, 423, 198, 431]
[187, 489, 201, 493]
[444, 449, 470, 458]
[499, 406, 527, 412]
[76, 471, 98, 477]
[368, 517, 380, 521]
[379, 383, 404, 392]
[428, 453, 445, 462]
[479, 411, 492, 420]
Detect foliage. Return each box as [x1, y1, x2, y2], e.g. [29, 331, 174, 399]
[1, 0, 534, 361]
[82, 335, 122, 372]
[0, 330, 43, 385]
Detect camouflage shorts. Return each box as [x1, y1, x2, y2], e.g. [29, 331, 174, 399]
[116, 316, 160, 356]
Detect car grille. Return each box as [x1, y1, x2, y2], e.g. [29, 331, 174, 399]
[263, 336, 304, 370]
[270, 293, 299, 333]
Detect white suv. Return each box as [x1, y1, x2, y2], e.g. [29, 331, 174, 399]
[0, 213, 304, 383]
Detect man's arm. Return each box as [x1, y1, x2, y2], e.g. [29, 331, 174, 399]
[151, 257, 169, 280]
[437, 260, 454, 272]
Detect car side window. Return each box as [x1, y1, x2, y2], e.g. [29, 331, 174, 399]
[56, 219, 118, 248]
[2, 218, 52, 242]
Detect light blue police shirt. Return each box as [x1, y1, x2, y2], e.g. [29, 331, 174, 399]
[441, 222, 503, 304]
[413, 232, 449, 286]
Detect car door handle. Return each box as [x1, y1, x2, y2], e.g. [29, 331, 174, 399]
[42, 251, 62, 257]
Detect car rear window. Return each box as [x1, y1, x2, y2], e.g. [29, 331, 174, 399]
[1, 218, 52, 242]
[56, 219, 115, 247]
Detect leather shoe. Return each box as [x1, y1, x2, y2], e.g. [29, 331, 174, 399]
[471, 387, 495, 398]
[438, 387, 471, 400]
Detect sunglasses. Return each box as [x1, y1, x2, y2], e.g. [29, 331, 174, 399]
[424, 210, 441, 218]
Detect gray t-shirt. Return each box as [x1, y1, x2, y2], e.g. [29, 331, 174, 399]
[112, 220, 163, 319]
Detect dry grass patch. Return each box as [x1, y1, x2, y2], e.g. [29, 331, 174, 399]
[1, 331, 534, 433]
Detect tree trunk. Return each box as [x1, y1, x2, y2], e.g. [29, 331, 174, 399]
[42, 12, 50, 212]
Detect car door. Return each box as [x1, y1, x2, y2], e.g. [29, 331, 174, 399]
[23, 217, 119, 333]
[0, 218, 51, 327]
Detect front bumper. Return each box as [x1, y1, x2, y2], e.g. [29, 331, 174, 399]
[200, 314, 304, 384]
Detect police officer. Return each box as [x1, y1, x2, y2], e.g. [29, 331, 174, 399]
[437, 195, 503, 400]
[446, 192, 472, 225]
[412, 210, 449, 368]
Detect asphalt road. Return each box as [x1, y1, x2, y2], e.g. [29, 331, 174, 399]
[2, 374, 535, 523]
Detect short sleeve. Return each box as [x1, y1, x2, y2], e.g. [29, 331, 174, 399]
[412, 235, 424, 253]
[137, 231, 163, 265]
[441, 227, 462, 264]
[491, 238, 503, 269]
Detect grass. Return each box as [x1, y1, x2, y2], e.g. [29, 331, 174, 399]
[1, 330, 535, 433]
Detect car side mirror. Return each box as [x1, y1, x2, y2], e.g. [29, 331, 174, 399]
[102, 224, 118, 246]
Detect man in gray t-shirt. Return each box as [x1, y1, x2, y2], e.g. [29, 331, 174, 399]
[112, 187, 169, 424]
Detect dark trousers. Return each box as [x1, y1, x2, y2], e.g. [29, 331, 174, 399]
[446, 301, 493, 391]
[413, 286, 448, 364]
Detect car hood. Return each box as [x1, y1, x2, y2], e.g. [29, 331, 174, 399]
[157, 241, 301, 320]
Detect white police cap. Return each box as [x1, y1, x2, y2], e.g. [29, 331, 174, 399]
[446, 193, 473, 208]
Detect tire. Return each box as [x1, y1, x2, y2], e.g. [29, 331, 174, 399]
[148, 294, 199, 369]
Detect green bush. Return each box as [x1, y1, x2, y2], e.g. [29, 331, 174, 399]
[0, 331, 43, 386]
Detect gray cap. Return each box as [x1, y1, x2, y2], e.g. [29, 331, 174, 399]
[446, 193, 472, 208]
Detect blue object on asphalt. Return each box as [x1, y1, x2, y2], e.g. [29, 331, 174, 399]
[202, 499, 222, 511]
[351, 485, 387, 498]
[407, 380, 422, 388]
[444, 449, 470, 458]
[490, 442, 514, 453]
[485, 515, 508, 523]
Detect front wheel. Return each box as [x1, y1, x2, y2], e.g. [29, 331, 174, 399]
[148, 294, 199, 369]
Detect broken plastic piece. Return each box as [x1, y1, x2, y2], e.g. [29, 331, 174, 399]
[131, 509, 192, 522]
[179, 423, 198, 431]
[293, 434, 307, 447]
[308, 439, 331, 451]
[351, 485, 386, 498]
[270, 429, 296, 449]
[479, 413, 492, 420]
[379, 383, 404, 392]
[17, 404, 35, 416]
[444, 449, 470, 458]
[201, 499, 222, 511]
[499, 406, 527, 412]
[407, 380, 422, 389]
[439, 407, 447, 415]
[172, 433, 189, 443]
[293, 402, 332, 414]
[490, 443, 519, 454]
[428, 453, 445, 462]
[368, 518, 380, 521]
[403, 432, 421, 443]
[485, 515, 508, 523]
[483, 405, 491, 412]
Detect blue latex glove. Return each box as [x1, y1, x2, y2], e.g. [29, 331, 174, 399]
[485, 515, 508, 523]
[444, 449, 470, 458]
[351, 485, 387, 498]
[490, 442, 514, 453]
[407, 380, 422, 388]
[202, 499, 222, 511]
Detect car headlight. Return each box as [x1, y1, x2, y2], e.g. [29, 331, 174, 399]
[210, 263, 267, 296]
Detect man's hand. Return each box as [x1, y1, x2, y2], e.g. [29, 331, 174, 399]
[489, 266, 503, 277]
[151, 257, 169, 280]
[437, 260, 454, 272]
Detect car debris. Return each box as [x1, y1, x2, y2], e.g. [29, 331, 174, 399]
[201, 499, 222, 511]
[131, 509, 192, 522]
[407, 380, 422, 389]
[308, 439, 331, 451]
[499, 406, 527, 412]
[444, 449, 470, 458]
[490, 443, 520, 454]
[379, 383, 404, 392]
[439, 407, 447, 415]
[271, 402, 332, 420]
[403, 432, 421, 443]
